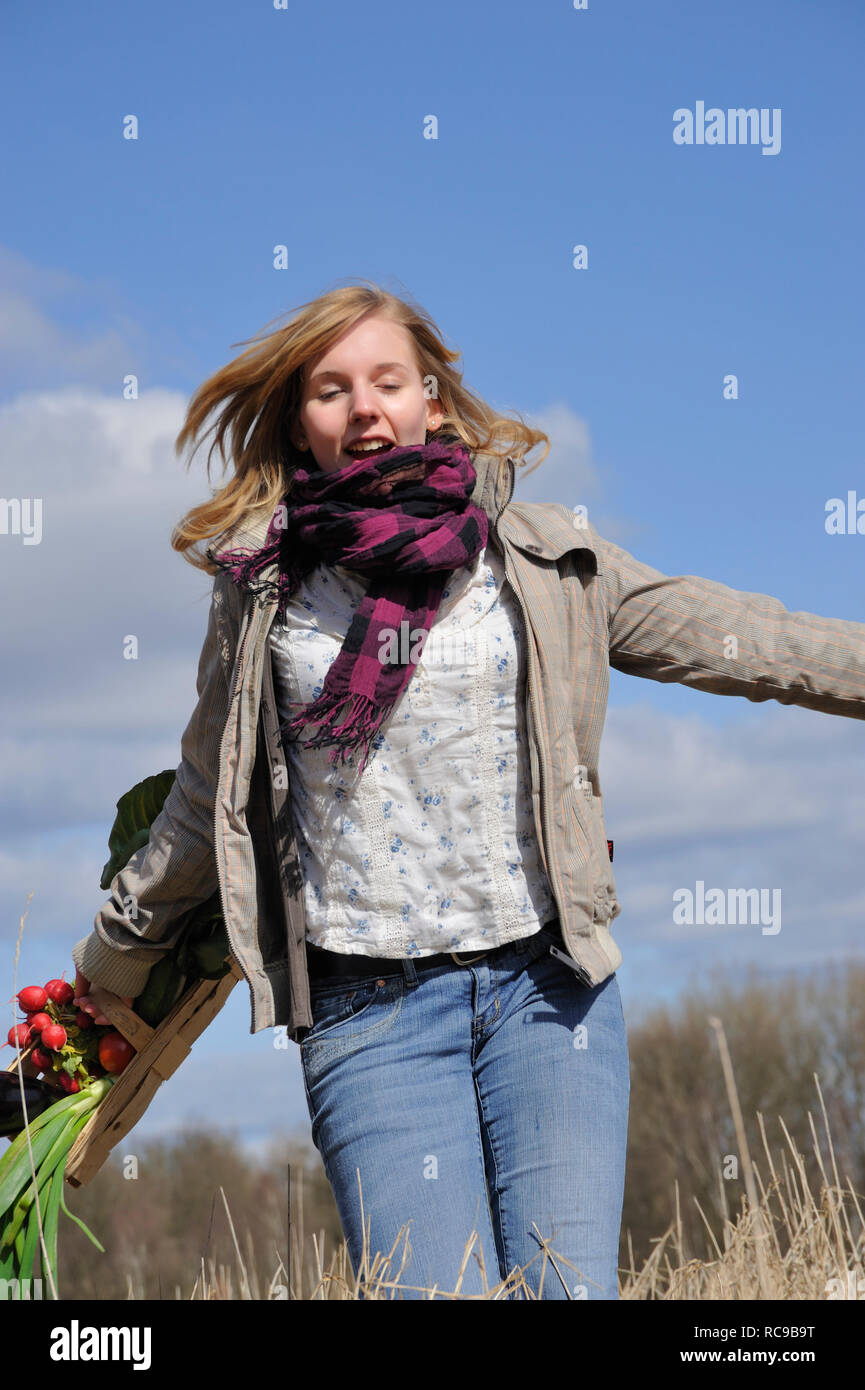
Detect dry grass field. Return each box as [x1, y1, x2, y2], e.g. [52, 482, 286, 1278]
[137, 1071, 864, 1301]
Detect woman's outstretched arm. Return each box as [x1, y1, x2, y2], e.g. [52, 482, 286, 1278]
[598, 535, 865, 721]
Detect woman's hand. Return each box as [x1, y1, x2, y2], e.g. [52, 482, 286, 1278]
[73, 971, 134, 1027]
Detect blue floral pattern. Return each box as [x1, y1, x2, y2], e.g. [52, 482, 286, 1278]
[268, 544, 556, 956]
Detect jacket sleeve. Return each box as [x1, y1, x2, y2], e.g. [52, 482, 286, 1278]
[597, 535, 865, 720]
[70, 572, 243, 997]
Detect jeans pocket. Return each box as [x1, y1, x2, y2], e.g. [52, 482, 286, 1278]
[303, 977, 381, 1043]
[301, 974, 403, 1080]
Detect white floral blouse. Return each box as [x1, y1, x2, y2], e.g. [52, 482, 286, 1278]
[267, 543, 556, 957]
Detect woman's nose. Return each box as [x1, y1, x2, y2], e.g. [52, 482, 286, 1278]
[349, 391, 379, 417]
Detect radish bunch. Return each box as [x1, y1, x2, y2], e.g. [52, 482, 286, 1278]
[1, 765, 231, 1298]
[4, 972, 136, 1092]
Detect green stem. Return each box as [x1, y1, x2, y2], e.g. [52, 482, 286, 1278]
[59, 1187, 106, 1253]
[1, 1111, 87, 1251]
[0, 1227, 17, 1280]
[0, 1073, 114, 1173]
[40, 1163, 65, 1297]
[19, 1188, 43, 1285]
[0, 1079, 113, 1219]
[16, 1113, 92, 1287]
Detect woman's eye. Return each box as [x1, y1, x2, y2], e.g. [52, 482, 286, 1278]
[318, 384, 400, 400]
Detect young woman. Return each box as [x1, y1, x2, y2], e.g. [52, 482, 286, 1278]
[72, 282, 865, 1301]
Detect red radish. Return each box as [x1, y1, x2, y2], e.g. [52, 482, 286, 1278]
[17, 985, 48, 1012]
[44, 978, 74, 1006]
[98, 1032, 135, 1074]
[6, 1024, 31, 1049]
[58, 1073, 81, 1093]
[41, 1024, 67, 1051]
[75, 1010, 94, 1030]
[26, 1012, 52, 1034]
[30, 1046, 53, 1070]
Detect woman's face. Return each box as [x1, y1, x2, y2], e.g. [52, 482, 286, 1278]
[293, 313, 444, 474]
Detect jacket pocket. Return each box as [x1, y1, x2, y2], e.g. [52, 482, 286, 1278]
[575, 784, 616, 921]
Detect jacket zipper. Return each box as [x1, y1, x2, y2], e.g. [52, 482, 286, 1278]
[493, 470, 557, 895]
[494, 471, 592, 981]
[214, 602, 261, 1030]
[502, 557, 553, 888]
[492, 470, 555, 883]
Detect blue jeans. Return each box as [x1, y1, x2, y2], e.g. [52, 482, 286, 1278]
[300, 921, 630, 1300]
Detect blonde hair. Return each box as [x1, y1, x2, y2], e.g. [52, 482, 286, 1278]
[171, 280, 550, 574]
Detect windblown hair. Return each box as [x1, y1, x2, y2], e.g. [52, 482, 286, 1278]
[171, 280, 550, 574]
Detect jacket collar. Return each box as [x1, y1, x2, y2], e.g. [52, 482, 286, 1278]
[213, 446, 600, 566]
[485, 452, 601, 567]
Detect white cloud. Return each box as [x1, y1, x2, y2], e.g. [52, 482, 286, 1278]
[599, 700, 865, 841]
[517, 401, 651, 550]
[0, 383, 221, 780]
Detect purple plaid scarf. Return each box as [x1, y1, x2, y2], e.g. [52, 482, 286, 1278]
[207, 435, 489, 773]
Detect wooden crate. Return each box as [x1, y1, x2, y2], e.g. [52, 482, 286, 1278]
[56, 960, 245, 1188]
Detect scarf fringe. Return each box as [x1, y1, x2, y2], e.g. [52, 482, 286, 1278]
[208, 545, 289, 614]
[279, 688, 397, 776]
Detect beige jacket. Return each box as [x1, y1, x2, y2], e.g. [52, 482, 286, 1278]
[72, 451, 865, 1040]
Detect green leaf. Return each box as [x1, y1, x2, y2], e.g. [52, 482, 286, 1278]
[189, 917, 232, 980]
[19, 1194, 42, 1285]
[40, 1164, 65, 1295]
[0, 1080, 112, 1218]
[0, 1228, 17, 1280]
[100, 769, 177, 888]
[0, 1116, 70, 1221]
[59, 1187, 106, 1253]
[0, 1088, 91, 1169]
[0, 1110, 80, 1247]
[132, 953, 189, 1028]
[5, 1141, 59, 1270]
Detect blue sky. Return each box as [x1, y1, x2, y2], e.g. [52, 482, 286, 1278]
[1, 0, 864, 1154]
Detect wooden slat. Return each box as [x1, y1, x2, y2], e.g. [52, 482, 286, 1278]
[87, 989, 156, 1049]
[64, 960, 243, 1188]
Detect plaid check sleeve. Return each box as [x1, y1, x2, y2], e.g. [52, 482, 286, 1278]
[599, 536, 865, 720]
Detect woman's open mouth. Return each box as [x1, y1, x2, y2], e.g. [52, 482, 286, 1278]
[345, 440, 395, 460]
